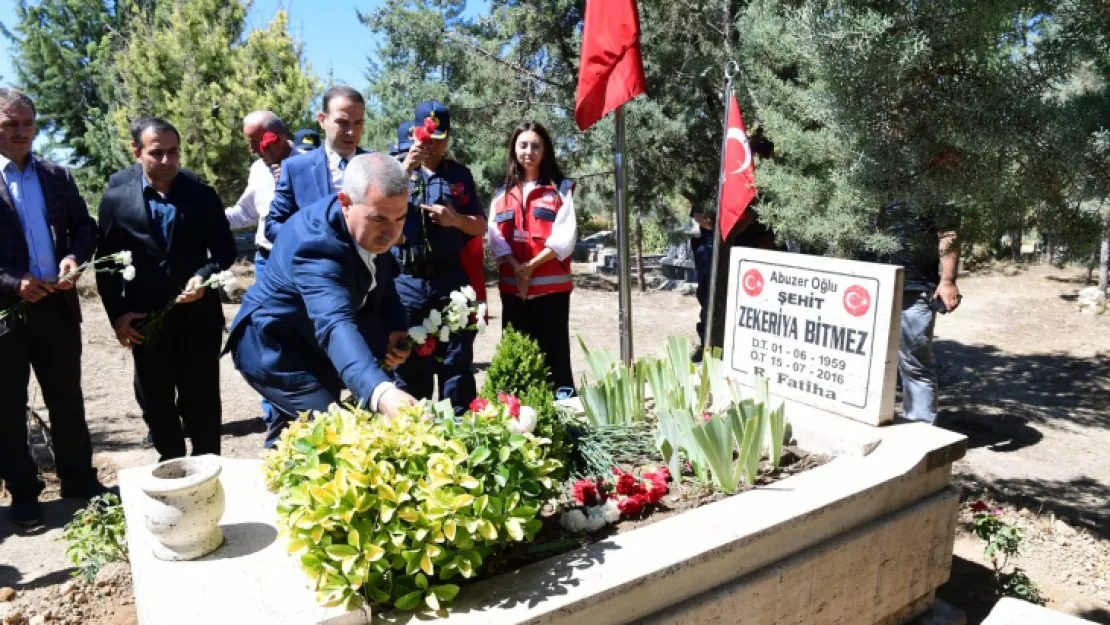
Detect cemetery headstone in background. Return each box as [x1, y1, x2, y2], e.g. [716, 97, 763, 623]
[723, 248, 904, 426]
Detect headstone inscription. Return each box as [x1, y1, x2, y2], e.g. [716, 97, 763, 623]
[722, 248, 904, 426]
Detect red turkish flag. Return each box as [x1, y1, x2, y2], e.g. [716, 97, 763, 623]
[719, 92, 758, 240]
[574, 0, 647, 131]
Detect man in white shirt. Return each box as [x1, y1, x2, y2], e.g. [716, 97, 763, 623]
[224, 111, 302, 428]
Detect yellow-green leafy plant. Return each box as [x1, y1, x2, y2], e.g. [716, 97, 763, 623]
[263, 401, 563, 614]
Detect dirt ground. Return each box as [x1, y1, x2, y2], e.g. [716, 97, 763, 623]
[1, 262, 1109, 624]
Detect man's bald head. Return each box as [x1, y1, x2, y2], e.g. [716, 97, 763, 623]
[243, 110, 290, 164]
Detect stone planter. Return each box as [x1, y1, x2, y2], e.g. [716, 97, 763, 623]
[139, 454, 225, 561]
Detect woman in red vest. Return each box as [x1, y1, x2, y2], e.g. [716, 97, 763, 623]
[488, 121, 577, 392]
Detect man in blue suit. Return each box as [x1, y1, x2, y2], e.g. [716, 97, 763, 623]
[265, 85, 369, 244]
[227, 154, 417, 446]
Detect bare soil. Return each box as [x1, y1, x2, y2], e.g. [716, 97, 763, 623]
[1, 262, 1108, 624]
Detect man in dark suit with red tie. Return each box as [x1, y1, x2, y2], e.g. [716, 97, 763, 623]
[0, 88, 107, 528]
[96, 117, 236, 462]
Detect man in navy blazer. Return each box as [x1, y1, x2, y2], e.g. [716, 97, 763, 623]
[228, 153, 417, 446]
[0, 88, 107, 528]
[265, 85, 369, 244]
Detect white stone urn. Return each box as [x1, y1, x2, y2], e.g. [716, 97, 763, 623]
[140, 454, 225, 561]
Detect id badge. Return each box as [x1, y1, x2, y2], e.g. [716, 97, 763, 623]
[512, 229, 529, 243]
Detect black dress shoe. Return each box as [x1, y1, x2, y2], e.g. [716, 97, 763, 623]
[60, 480, 115, 501]
[9, 497, 44, 529]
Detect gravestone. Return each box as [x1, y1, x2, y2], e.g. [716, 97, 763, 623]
[722, 248, 903, 426]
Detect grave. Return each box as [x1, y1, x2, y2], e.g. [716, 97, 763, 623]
[119, 247, 966, 625]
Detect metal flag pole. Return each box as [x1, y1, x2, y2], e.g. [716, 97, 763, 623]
[614, 105, 634, 367]
[704, 62, 739, 353]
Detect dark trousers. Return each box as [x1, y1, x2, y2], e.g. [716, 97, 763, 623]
[500, 290, 574, 392]
[394, 270, 477, 414]
[132, 307, 223, 461]
[395, 328, 477, 415]
[0, 296, 95, 500]
[239, 371, 340, 448]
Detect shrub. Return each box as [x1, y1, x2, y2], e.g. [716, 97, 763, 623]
[480, 327, 553, 399]
[61, 493, 129, 582]
[263, 401, 562, 612]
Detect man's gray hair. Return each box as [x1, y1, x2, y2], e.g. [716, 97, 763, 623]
[343, 153, 409, 203]
[0, 88, 35, 116]
[243, 110, 287, 136]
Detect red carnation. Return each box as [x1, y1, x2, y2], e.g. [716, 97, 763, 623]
[469, 397, 489, 413]
[615, 472, 638, 496]
[415, 336, 437, 357]
[260, 131, 281, 150]
[572, 480, 599, 506]
[969, 500, 989, 513]
[497, 392, 521, 418]
[617, 494, 646, 516]
[645, 480, 667, 504]
[654, 466, 671, 484]
[413, 117, 437, 143]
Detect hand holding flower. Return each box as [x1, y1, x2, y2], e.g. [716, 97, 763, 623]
[177, 275, 207, 304]
[385, 331, 412, 369]
[54, 257, 80, 291]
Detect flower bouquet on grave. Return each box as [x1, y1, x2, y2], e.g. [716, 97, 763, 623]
[134, 270, 239, 345]
[558, 467, 672, 534]
[386, 286, 486, 369]
[0, 251, 136, 328]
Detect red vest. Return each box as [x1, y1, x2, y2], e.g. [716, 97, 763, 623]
[492, 180, 574, 298]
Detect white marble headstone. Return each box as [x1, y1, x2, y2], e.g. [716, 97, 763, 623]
[722, 248, 903, 426]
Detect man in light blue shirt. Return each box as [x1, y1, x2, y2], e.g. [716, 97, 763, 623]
[0, 88, 104, 529]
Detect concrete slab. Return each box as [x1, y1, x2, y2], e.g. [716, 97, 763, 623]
[983, 598, 1099, 625]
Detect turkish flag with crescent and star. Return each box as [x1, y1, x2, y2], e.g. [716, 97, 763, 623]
[574, 0, 647, 131]
[719, 91, 758, 241]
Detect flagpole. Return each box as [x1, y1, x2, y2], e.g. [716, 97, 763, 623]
[615, 105, 634, 367]
[705, 62, 738, 353]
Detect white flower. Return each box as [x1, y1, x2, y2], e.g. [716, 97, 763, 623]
[450, 290, 469, 309]
[121, 266, 137, 282]
[460, 285, 477, 302]
[116, 250, 133, 267]
[559, 509, 587, 533]
[583, 507, 608, 532]
[506, 419, 522, 435]
[220, 270, 238, 288]
[408, 326, 428, 344]
[438, 325, 450, 343]
[601, 499, 621, 523]
[516, 405, 538, 435]
[423, 310, 442, 334]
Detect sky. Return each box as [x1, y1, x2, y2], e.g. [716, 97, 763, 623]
[0, 0, 490, 91]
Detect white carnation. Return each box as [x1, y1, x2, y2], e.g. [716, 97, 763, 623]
[559, 509, 587, 533]
[601, 498, 621, 523]
[516, 405, 538, 435]
[460, 285, 477, 302]
[122, 266, 137, 282]
[583, 507, 608, 532]
[450, 290, 469, 309]
[423, 309, 442, 334]
[408, 326, 428, 344]
[506, 419, 523, 436]
[438, 325, 450, 343]
[116, 250, 133, 267]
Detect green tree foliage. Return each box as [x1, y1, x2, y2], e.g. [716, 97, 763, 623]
[110, 1, 319, 202]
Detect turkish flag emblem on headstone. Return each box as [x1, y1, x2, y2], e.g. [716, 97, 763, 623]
[719, 91, 757, 240]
